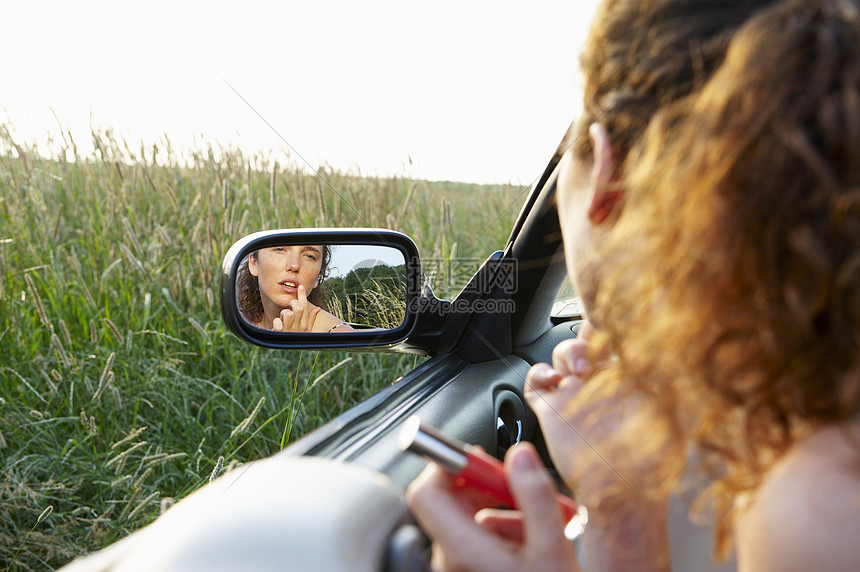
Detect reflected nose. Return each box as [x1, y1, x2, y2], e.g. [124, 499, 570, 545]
[286, 248, 301, 271]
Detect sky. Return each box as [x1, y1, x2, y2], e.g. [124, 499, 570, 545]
[327, 245, 405, 278]
[3, 1, 598, 185]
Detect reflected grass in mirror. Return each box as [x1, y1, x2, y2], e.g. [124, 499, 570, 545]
[324, 245, 407, 330]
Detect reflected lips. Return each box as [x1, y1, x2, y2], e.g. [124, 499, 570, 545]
[398, 415, 587, 539]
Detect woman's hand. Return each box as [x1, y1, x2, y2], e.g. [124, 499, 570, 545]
[524, 321, 671, 571]
[406, 441, 581, 572]
[271, 285, 322, 332]
[523, 322, 623, 501]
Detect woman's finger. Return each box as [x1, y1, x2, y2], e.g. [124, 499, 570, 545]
[406, 465, 486, 551]
[505, 444, 577, 561]
[297, 287, 308, 330]
[288, 299, 306, 330]
[551, 338, 592, 378]
[280, 308, 296, 331]
[525, 363, 562, 392]
[298, 283, 309, 305]
[475, 509, 525, 542]
[524, 370, 585, 411]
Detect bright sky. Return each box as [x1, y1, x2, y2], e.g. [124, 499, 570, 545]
[327, 245, 405, 278]
[3, 1, 598, 185]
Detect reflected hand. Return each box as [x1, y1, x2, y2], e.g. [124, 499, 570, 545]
[272, 285, 322, 332]
[406, 442, 580, 572]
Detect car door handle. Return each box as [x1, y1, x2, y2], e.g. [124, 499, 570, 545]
[495, 389, 525, 457]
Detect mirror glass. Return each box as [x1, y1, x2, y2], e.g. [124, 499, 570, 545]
[236, 243, 407, 333]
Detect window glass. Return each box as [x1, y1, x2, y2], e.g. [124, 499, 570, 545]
[551, 274, 584, 321]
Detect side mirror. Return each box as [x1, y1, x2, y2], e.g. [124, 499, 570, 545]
[220, 229, 422, 349]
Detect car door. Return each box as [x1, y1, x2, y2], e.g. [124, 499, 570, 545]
[234, 152, 735, 572]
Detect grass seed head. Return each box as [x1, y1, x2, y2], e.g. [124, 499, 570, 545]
[209, 456, 225, 483]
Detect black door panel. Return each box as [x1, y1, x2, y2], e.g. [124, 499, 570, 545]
[514, 320, 584, 366]
[288, 321, 584, 490]
[347, 356, 534, 489]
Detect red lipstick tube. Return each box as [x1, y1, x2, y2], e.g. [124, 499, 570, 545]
[399, 415, 587, 539]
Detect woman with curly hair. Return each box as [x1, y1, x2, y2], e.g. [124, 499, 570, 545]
[237, 245, 353, 333]
[408, 0, 860, 570]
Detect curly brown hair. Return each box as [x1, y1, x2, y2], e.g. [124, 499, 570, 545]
[236, 245, 332, 325]
[581, 0, 860, 557]
[567, 0, 782, 166]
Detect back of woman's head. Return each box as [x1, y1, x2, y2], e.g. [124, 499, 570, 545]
[571, 0, 782, 164]
[593, 0, 860, 554]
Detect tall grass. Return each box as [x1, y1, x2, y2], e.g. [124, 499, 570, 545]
[0, 125, 524, 569]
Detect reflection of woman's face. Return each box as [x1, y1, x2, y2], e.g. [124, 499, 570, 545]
[248, 246, 324, 319]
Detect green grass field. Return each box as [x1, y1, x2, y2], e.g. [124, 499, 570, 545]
[0, 126, 527, 570]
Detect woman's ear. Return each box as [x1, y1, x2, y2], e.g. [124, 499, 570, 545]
[587, 122, 624, 226]
[248, 254, 260, 277]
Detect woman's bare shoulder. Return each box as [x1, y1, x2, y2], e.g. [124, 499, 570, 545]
[735, 420, 860, 571]
[311, 309, 353, 333]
